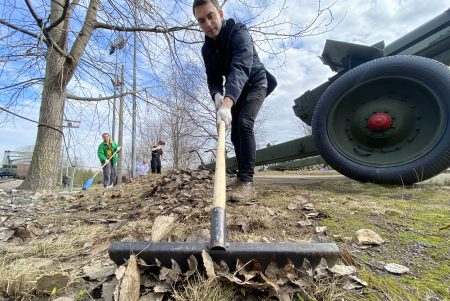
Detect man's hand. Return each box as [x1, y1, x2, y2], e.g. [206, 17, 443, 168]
[216, 96, 234, 127]
[214, 93, 223, 111]
[217, 106, 232, 127]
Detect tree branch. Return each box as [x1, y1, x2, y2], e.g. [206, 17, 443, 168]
[66, 89, 147, 101]
[68, 0, 99, 71]
[24, 0, 72, 60]
[0, 19, 73, 62]
[45, 0, 70, 31]
[0, 78, 44, 91]
[24, 0, 44, 28]
[92, 21, 199, 33]
[0, 18, 41, 40]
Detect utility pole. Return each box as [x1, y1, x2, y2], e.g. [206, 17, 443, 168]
[117, 64, 125, 184]
[111, 53, 117, 141]
[131, 30, 137, 178]
[109, 36, 125, 141]
[60, 119, 80, 187]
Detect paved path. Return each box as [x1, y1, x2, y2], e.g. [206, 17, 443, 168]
[0, 179, 23, 190]
[253, 174, 349, 185]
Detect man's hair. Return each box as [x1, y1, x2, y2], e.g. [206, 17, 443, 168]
[102, 133, 110, 137]
[192, 0, 220, 16]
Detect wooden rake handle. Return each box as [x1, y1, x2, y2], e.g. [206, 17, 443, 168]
[210, 121, 227, 249]
[213, 121, 226, 209]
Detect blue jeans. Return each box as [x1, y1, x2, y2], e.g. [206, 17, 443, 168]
[231, 85, 267, 183]
[103, 161, 117, 187]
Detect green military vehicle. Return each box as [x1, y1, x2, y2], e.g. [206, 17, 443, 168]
[204, 9, 450, 185]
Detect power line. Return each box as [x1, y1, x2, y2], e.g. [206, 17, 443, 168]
[0, 106, 75, 167]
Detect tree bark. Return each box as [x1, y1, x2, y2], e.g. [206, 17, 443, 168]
[20, 49, 67, 190]
[20, 0, 98, 190]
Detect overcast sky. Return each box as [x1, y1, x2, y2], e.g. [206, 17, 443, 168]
[262, 1, 449, 144]
[0, 1, 448, 169]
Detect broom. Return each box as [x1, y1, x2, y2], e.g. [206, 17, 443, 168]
[82, 146, 121, 190]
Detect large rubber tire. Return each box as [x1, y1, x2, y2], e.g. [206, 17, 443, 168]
[312, 55, 450, 185]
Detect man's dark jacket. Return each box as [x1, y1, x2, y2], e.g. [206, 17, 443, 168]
[202, 18, 277, 103]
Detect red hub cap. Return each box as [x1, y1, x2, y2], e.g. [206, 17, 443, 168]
[367, 112, 393, 132]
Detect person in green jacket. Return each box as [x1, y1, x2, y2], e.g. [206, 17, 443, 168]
[97, 133, 119, 188]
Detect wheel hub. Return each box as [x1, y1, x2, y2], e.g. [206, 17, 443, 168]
[367, 112, 392, 132]
[331, 78, 438, 166]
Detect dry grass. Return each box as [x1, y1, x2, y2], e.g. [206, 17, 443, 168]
[0, 257, 54, 297]
[169, 273, 353, 301]
[172, 274, 237, 301]
[298, 277, 350, 301]
[0, 224, 109, 299]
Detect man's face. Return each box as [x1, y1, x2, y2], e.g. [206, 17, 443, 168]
[194, 1, 223, 39]
[102, 134, 110, 143]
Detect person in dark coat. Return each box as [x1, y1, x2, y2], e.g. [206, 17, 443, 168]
[62, 175, 70, 188]
[151, 141, 165, 174]
[193, 0, 277, 202]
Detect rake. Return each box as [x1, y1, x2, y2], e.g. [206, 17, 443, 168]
[109, 122, 339, 271]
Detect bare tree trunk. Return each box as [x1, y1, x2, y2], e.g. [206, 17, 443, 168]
[21, 50, 66, 190]
[173, 118, 180, 169]
[19, 0, 97, 190]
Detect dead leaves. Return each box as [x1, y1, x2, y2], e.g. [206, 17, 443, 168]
[36, 274, 69, 292]
[107, 250, 330, 300]
[0, 227, 14, 241]
[151, 216, 176, 242]
[142, 169, 212, 202]
[116, 255, 140, 301]
[82, 263, 116, 281]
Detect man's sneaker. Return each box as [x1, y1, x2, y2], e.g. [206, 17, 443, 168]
[227, 178, 241, 190]
[228, 181, 256, 202]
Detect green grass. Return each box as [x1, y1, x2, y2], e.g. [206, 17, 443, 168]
[305, 180, 450, 301]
